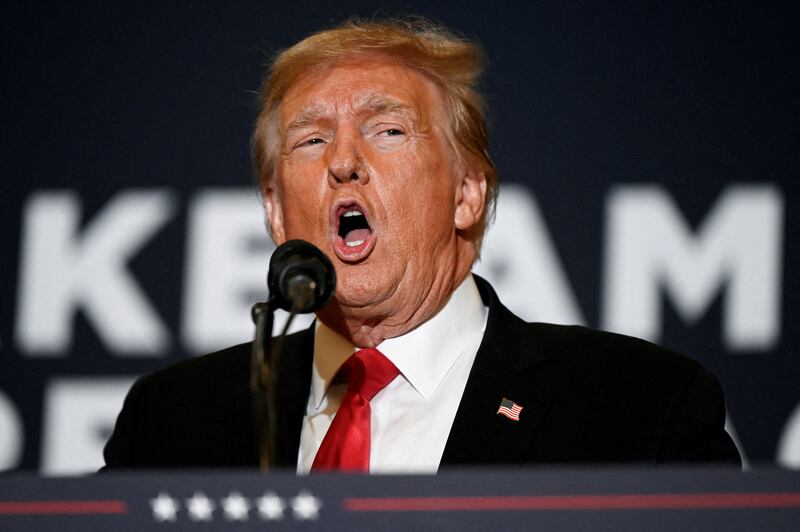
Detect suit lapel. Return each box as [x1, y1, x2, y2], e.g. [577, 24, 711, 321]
[440, 277, 557, 467]
[262, 277, 557, 469]
[272, 327, 314, 468]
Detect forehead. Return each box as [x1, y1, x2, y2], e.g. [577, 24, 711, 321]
[278, 55, 446, 126]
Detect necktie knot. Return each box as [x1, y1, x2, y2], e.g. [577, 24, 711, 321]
[341, 348, 399, 401]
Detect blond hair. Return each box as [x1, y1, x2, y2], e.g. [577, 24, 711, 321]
[252, 17, 498, 246]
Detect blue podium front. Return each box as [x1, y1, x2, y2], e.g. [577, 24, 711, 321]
[1, 468, 799, 531]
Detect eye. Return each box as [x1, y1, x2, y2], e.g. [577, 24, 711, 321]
[378, 128, 405, 137]
[293, 137, 326, 150]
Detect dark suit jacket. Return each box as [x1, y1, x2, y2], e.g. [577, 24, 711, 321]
[103, 276, 741, 470]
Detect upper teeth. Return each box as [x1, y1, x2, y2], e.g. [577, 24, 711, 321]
[343, 210, 362, 217]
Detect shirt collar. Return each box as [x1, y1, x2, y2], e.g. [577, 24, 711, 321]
[310, 274, 488, 408]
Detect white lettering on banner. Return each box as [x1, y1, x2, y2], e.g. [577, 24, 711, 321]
[12, 185, 785, 354]
[724, 415, 750, 471]
[15, 190, 175, 356]
[41, 377, 135, 475]
[0, 390, 23, 471]
[182, 190, 274, 353]
[475, 185, 585, 325]
[777, 401, 800, 469]
[181, 191, 316, 352]
[601, 185, 783, 351]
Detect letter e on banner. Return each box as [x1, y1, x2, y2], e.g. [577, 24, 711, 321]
[182, 190, 274, 352]
[41, 378, 135, 475]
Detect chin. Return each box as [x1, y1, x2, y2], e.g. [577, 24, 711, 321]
[333, 267, 395, 308]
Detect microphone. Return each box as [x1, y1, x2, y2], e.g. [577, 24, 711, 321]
[267, 239, 336, 313]
[250, 240, 335, 470]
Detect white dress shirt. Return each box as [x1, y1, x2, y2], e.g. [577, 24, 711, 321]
[297, 274, 489, 474]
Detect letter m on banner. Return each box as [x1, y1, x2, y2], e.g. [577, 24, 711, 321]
[602, 184, 783, 352]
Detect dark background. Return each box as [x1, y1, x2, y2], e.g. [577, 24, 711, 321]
[1, 1, 798, 471]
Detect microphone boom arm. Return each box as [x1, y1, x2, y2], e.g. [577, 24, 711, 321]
[250, 300, 275, 471]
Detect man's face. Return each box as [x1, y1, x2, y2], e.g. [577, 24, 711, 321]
[266, 55, 484, 329]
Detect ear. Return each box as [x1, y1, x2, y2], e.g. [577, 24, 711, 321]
[263, 185, 286, 244]
[454, 164, 487, 232]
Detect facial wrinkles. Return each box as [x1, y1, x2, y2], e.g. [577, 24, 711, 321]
[280, 61, 429, 138]
[365, 155, 461, 327]
[282, 91, 436, 237]
[273, 60, 475, 344]
[281, 102, 334, 151]
[359, 93, 418, 122]
[356, 245, 465, 339]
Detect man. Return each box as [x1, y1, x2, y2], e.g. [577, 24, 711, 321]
[103, 18, 740, 472]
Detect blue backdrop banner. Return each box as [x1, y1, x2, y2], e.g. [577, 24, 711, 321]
[1, 1, 798, 473]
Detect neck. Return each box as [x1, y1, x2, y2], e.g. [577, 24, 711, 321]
[317, 246, 475, 347]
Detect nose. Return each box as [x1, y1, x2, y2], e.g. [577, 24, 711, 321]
[326, 126, 369, 187]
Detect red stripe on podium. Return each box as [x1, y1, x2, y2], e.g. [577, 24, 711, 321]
[0, 501, 127, 515]
[344, 492, 800, 512]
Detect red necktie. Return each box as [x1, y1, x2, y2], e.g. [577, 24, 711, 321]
[311, 348, 399, 472]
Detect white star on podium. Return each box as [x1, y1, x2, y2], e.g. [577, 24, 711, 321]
[186, 492, 215, 521]
[291, 491, 322, 520]
[150, 492, 179, 522]
[222, 491, 251, 521]
[256, 491, 286, 520]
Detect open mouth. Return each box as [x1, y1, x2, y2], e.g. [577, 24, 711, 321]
[332, 201, 376, 261]
[338, 207, 371, 246]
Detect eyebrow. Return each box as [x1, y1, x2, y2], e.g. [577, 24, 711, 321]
[283, 94, 418, 136]
[284, 102, 332, 136]
[355, 94, 417, 121]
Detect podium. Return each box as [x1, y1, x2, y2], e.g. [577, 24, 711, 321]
[1, 468, 799, 531]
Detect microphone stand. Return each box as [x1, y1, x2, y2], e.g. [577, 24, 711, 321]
[250, 299, 300, 471]
[251, 240, 334, 471]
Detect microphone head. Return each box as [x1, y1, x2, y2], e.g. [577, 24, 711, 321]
[268, 240, 336, 313]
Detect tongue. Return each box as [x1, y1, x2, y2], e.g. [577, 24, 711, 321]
[344, 228, 371, 244]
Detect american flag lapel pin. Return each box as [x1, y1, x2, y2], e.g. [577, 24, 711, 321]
[497, 397, 523, 421]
